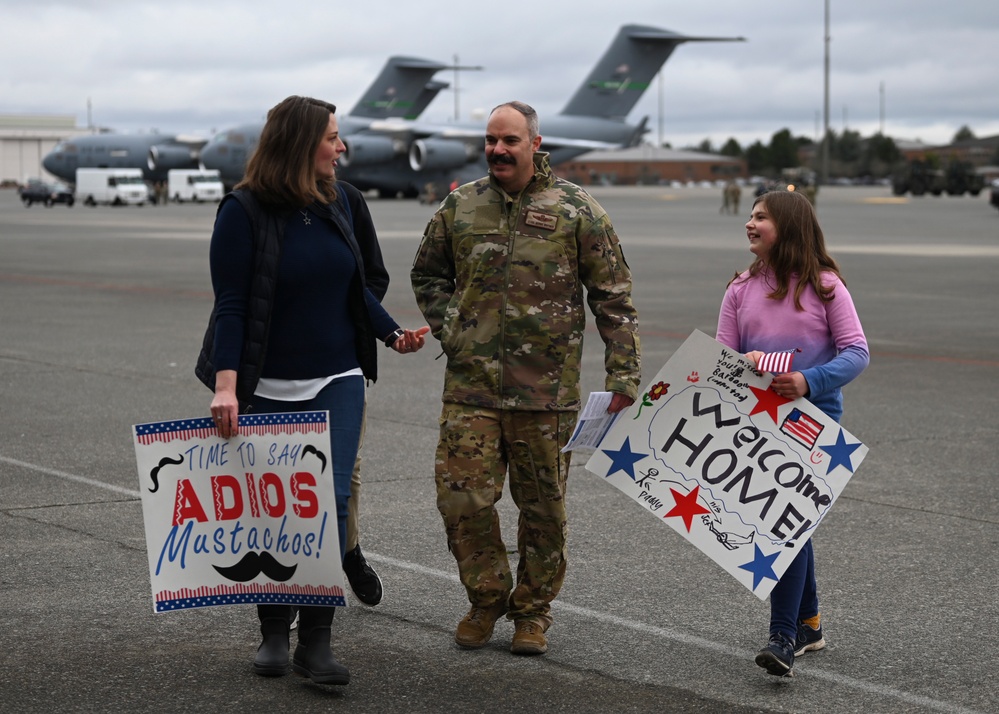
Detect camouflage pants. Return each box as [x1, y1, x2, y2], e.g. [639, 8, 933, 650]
[435, 403, 576, 625]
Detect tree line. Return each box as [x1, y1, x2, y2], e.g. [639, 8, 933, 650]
[685, 125, 997, 180]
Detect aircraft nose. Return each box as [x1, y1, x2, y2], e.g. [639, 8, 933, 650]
[42, 151, 59, 175]
[200, 143, 221, 168]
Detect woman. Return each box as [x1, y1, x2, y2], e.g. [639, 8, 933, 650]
[716, 190, 869, 677]
[199, 95, 427, 685]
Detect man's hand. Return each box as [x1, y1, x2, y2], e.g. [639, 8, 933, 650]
[607, 392, 635, 413]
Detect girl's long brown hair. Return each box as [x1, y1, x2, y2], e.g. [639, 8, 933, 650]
[236, 95, 338, 209]
[730, 190, 844, 309]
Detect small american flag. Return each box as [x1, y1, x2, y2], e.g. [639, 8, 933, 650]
[781, 408, 825, 449]
[757, 348, 800, 374]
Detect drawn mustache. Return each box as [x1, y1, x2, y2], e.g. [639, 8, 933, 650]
[301, 444, 327, 474]
[213, 551, 298, 583]
[149, 454, 184, 493]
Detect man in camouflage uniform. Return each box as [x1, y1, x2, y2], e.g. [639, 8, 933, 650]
[411, 101, 640, 656]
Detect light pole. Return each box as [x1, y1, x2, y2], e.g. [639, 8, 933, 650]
[451, 55, 484, 122]
[821, 0, 830, 185]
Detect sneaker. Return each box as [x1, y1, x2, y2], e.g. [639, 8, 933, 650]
[454, 605, 507, 649]
[511, 619, 548, 656]
[755, 632, 795, 676]
[342, 545, 383, 606]
[794, 622, 826, 656]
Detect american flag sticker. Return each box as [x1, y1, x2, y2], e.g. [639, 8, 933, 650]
[781, 408, 825, 449]
[757, 348, 800, 374]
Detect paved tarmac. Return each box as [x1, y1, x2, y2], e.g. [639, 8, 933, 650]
[1, 184, 996, 714]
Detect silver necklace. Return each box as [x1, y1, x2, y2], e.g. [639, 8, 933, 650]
[300, 209, 311, 226]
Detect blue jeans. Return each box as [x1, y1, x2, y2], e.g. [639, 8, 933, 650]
[769, 539, 818, 641]
[250, 375, 364, 563]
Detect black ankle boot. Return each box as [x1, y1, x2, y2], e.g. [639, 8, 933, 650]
[293, 609, 349, 685]
[253, 617, 290, 676]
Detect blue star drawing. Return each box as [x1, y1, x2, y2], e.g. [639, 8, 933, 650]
[738, 544, 781, 590]
[819, 429, 862, 474]
[601, 436, 646, 480]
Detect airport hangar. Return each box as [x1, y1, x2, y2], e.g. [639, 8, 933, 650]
[0, 114, 92, 186]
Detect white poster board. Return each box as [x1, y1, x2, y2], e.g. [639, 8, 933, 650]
[585, 330, 868, 599]
[132, 411, 345, 613]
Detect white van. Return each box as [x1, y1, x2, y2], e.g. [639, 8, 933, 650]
[168, 169, 224, 203]
[75, 168, 148, 206]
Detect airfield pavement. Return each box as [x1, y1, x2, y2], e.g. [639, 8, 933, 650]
[1, 184, 997, 714]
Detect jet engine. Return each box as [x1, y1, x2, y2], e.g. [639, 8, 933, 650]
[339, 135, 401, 168]
[147, 144, 198, 172]
[408, 139, 477, 172]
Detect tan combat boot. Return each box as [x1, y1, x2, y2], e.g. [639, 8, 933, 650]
[454, 604, 507, 648]
[511, 618, 548, 655]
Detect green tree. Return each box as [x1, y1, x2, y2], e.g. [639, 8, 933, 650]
[720, 138, 743, 157]
[953, 125, 976, 143]
[768, 129, 799, 171]
[697, 138, 714, 153]
[745, 140, 769, 174]
[833, 129, 863, 163]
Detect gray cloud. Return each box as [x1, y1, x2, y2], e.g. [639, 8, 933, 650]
[2, 0, 996, 148]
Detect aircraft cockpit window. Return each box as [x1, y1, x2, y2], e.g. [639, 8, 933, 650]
[230, 133, 245, 144]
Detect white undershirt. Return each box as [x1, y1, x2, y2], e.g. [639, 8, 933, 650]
[254, 367, 364, 401]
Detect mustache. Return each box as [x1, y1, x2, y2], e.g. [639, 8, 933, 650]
[488, 154, 516, 166]
[149, 454, 185, 493]
[213, 551, 298, 583]
[301, 444, 327, 474]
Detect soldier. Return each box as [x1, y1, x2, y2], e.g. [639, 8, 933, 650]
[727, 179, 742, 215]
[411, 101, 641, 656]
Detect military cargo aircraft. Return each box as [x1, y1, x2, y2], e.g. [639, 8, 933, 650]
[41, 55, 451, 185]
[200, 24, 744, 197]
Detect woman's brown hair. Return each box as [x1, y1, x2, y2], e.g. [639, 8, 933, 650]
[236, 95, 338, 208]
[730, 189, 844, 309]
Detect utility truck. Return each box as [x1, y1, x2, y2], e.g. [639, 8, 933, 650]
[75, 168, 148, 206]
[167, 169, 224, 203]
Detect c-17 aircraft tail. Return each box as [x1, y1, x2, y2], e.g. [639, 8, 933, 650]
[200, 24, 744, 196]
[350, 56, 450, 120]
[559, 24, 744, 122]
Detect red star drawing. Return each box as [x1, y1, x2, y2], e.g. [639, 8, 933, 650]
[748, 385, 792, 424]
[664, 485, 711, 532]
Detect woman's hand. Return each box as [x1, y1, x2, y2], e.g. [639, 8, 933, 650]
[211, 369, 240, 439]
[391, 326, 430, 354]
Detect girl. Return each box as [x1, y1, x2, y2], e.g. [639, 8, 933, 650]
[716, 190, 869, 676]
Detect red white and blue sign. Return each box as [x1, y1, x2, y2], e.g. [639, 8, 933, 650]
[132, 411, 345, 613]
[585, 331, 868, 599]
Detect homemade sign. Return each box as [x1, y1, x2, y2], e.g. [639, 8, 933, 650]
[585, 330, 868, 599]
[132, 411, 345, 613]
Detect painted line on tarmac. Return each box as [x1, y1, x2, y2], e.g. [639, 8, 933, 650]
[2, 454, 982, 714]
[0, 455, 140, 498]
[368, 552, 981, 714]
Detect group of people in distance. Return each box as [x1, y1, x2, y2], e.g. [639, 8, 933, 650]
[197, 95, 869, 686]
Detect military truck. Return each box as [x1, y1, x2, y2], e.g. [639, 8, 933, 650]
[892, 159, 984, 197]
[892, 160, 945, 196]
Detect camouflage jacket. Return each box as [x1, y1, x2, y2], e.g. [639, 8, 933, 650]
[411, 152, 640, 411]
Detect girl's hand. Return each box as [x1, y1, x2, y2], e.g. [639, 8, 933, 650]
[744, 351, 764, 368]
[770, 371, 808, 400]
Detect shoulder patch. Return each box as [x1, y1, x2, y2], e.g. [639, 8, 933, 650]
[524, 210, 558, 231]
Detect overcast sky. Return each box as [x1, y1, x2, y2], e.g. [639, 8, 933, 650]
[3, 0, 996, 149]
